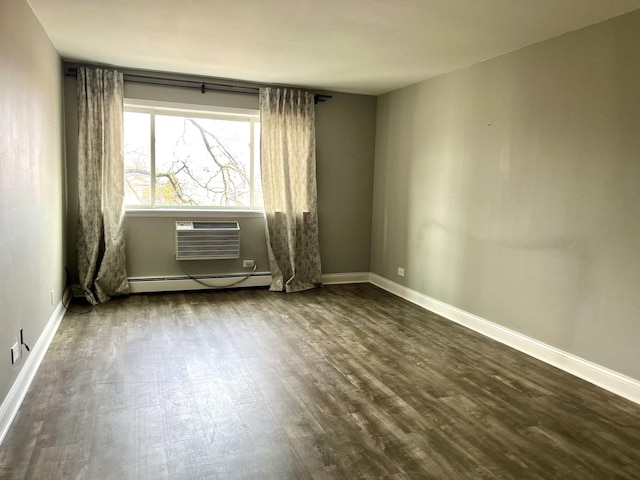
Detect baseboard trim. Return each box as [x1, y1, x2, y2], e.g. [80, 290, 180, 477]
[322, 272, 370, 285]
[369, 273, 640, 405]
[0, 294, 68, 445]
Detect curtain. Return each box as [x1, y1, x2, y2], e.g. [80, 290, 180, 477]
[76, 67, 129, 304]
[260, 88, 322, 292]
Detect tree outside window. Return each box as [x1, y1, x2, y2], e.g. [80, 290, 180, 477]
[123, 107, 262, 209]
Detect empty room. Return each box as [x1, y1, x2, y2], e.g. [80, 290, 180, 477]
[1, 0, 640, 478]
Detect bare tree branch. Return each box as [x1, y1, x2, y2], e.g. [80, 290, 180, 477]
[126, 116, 252, 207]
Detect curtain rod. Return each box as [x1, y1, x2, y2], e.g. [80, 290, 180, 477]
[64, 67, 332, 103]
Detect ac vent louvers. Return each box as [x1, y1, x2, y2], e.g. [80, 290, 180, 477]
[175, 221, 240, 260]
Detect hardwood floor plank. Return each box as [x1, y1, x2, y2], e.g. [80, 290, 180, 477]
[1, 284, 639, 479]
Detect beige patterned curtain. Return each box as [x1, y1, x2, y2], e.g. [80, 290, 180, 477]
[76, 67, 129, 304]
[260, 88, 322, 292]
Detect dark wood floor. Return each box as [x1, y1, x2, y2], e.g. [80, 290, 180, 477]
[0, 284, 639, 479]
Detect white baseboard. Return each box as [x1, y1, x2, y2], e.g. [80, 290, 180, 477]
[369, 273, 640, 405]
[322, 272, 370, 285]
[0, 294, 68, 445]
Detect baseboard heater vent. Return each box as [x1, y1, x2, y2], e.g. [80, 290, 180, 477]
[175, 221, 240, 260]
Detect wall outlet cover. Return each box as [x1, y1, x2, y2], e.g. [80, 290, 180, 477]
[398, 267, 405, 277]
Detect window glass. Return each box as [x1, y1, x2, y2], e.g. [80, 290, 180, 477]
[253, 122, 263, 208]
[123, 105, 262, 209]
[123, 112, 151, 206]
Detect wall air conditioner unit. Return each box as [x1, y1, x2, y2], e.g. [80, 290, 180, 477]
[175, 221, 240, 260]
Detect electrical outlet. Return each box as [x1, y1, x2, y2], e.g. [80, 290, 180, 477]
[11, 342, 20, 364]
[50, 289, 54, 306]
[243, 259, 255, 268]
[398, 267, 405, 277]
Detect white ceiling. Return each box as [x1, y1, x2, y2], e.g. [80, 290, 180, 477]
[27, 0, 640, 95]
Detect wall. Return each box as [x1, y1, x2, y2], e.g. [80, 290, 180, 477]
[372, 10, 640, 381]
[64, 73, 376, 284]
[0, 0, 65, 403]
[316, 92, 376, 274]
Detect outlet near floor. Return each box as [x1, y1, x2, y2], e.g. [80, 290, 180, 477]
[398, 267, 405, 277]
[242, 260, 255, 268]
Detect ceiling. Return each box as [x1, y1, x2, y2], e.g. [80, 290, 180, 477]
[27, 0, 640, 95]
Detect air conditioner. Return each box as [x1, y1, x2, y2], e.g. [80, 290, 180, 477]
[175, 221, 240, 260]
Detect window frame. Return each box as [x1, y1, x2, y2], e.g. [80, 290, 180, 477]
[123, 99, 262, 212]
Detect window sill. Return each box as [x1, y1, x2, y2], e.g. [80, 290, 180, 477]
[125, 209, 265, 218]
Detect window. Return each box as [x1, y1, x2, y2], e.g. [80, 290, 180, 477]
[124, 101, 262, 209]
